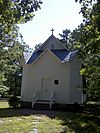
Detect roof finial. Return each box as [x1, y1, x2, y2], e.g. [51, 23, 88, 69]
[51, 28, 54, 35]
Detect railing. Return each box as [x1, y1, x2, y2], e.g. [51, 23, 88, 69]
[50, 91, 56, 109]
[32, 91, 39, 108]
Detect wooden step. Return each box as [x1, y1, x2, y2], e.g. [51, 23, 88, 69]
[36, 100, 50, 104]
[33, 100, 50, 109]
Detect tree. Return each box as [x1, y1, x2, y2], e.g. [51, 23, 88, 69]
[70, 22, 100, 100]
[34, 43, 42, 50]
[0, 85, 9, 97]
[74, 0, 100, 100]
[59, 29, 72, 51]
[0, 0, 42, 47]
[59, 0, 100, 100]
[0, 0, 42, 96]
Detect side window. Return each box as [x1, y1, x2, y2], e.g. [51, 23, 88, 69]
[54, 80, 59, 85]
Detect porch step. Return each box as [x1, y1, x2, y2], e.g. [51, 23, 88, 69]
[33, 100, 50, 109]
[36, 100, 50, 104]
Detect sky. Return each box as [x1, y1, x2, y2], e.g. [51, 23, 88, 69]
[19, 0, 83, 49]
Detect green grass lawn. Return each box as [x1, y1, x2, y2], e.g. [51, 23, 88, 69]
[0, 101, 9, 108]
[0, 101, 100, 133]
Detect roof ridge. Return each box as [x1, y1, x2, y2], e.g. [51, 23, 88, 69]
[34, 34, 68, 52]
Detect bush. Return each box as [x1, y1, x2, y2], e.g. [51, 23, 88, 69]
[8, 96, 20, 108]
[0, 85, 9, 97]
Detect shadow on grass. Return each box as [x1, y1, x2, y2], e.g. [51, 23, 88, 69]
[0, 108, 56, 118]
[56, 110, 100, 133]
[0, 107, 100, 133]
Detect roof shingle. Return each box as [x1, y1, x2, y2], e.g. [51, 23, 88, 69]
[27, 49, 78, 64]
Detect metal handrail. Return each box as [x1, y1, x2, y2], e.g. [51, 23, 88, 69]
[50, 91, 56, 109]
[32, 91, 39, 108]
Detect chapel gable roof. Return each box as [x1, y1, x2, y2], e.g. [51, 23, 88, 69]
[27, 49, 78, 64]
[34, 34, 67, 51]
[26, 34, 78, 64]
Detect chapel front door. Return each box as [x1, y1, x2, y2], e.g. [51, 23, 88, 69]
[41, 79, 53, 100]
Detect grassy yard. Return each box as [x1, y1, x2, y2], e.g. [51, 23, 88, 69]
[0, 101, 100, 133]
[0, 101, 9, 108]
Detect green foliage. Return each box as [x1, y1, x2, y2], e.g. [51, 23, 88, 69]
[34, 43, 42, 50]
[0, 41, 23, 96]
[59, 0, 100, 100]
[59, 29, 72, 51]
[0, 0, 42, 96]
[0, 85, 9, 97]
[0, 0, 42, 48]
[75, 0, 100, 100]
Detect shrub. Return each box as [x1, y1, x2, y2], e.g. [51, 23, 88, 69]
[0, 85, 9, 97]
[8, 96, 20, 108]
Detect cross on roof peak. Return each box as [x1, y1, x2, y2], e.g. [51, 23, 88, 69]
[51, 28, 54, 35]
